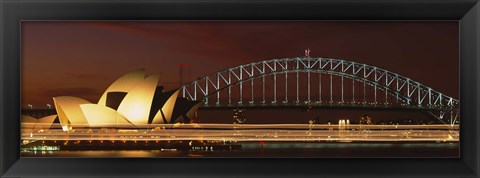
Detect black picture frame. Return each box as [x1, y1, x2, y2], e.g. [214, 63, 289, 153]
[1, 0, 479, 177]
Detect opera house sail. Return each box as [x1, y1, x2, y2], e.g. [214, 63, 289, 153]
[21, 69, 202, 132]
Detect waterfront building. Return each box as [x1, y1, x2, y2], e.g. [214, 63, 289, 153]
[21, 69, 202, 131]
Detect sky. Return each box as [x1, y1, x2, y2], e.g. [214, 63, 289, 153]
[21, 21, 459, 120]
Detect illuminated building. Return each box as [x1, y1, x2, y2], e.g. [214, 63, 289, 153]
[360, 114, 373, 125]
[233, 109, 246, 124]
[21, 69, 202, 131]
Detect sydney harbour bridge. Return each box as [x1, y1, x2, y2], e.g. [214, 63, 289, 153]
[180, 56, 459, 126]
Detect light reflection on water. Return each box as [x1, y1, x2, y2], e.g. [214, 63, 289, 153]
[21, 142, 459, 158]
[25, 150, 189, 157]
[242, 142, 459, 149]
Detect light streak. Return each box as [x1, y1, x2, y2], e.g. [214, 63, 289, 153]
[22, 124, 460, 142]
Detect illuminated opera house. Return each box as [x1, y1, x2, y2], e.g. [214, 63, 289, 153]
[21, 69, 202, 131]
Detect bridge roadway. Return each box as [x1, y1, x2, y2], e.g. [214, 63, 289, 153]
[22, 124, 459, 142]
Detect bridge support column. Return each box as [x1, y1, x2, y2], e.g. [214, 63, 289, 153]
[262, 75, 265, 104]
[374, 68, 377, 104]
[396, 74, 399, 103]
[385, 73, 388, 105]
[228, 72, 232, 105]
[205, 77, 209, 105]
[250, 65, 254, 104]
[228, 86, 231, 105]
[308, 69, 311, 103]
[194, 81, 197, 100]
[330, 73, 333, 103]
[217, 74, 220, 105]
[363, 66, 366, 104]
[296, 71, 299, 103]
[307, 58, 311, 103]
[428, 88, 432, 107]
[417, 83, 421, 106]
[351, 63, 355, 104]
[341, 72, 344, 103]
[285, 71, 288, 103]
[319, 72, 322, 103]
[250, 78, 254, 104]
[273, 73, 277, 104]
[239, 68, 243, 104]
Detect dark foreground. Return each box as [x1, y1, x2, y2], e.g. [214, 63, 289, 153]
[21, 141, 459, 158]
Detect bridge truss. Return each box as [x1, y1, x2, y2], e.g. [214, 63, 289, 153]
[180, 57, 459, 126]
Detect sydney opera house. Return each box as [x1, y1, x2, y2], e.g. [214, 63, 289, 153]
[21, 69, 202, 132]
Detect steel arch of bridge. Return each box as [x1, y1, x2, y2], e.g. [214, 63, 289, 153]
[180, 57, 459, 125]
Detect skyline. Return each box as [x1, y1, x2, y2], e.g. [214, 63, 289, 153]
[21, 21, 459, 107]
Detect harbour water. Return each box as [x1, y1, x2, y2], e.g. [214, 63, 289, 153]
[21, 141, 459, 158]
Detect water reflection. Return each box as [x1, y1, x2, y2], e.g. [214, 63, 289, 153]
[22, 142, 459, 158]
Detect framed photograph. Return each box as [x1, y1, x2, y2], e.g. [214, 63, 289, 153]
[1, 0, 479, 177]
